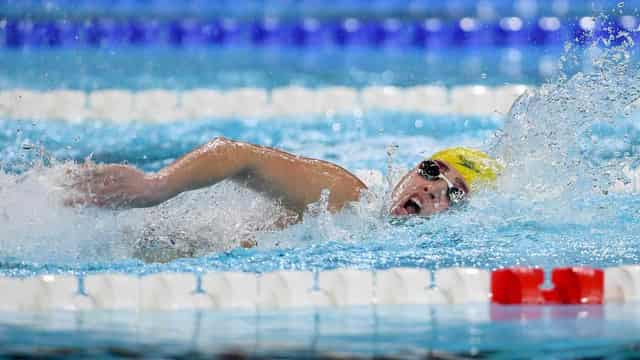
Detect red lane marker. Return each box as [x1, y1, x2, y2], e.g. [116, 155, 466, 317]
[551, 267, 603, 305]
[491, 268, 545, 305]
[491, 267, 604, 305]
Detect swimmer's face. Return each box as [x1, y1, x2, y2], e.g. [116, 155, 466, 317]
[390, 160, 469, 217]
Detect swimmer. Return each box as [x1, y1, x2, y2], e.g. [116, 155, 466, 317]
[66, 137, 500, 224]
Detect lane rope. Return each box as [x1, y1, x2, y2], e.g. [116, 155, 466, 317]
[0, 16, 627, 49]
[0, 265, 636, 311]
[0, 84, 530, 122]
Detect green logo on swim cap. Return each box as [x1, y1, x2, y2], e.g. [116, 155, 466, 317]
[457, 155, 481, 174]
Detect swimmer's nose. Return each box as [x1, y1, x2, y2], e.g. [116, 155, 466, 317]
[421, 186, 437, 201]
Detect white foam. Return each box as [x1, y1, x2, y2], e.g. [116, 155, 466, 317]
[0, 164, 140, 264]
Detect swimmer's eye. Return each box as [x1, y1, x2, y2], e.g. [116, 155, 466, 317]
[417, 160, 467, 206]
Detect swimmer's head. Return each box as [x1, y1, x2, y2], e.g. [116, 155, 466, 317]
[390, 147, 501, 216]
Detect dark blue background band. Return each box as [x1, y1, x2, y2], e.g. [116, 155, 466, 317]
[1, 16, 637, 48]
[1, 0, 637, 19]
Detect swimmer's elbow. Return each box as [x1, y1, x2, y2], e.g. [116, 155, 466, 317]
[208, 136, 234, 148]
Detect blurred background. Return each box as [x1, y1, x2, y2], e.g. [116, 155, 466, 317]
[1, 0, 639, 91]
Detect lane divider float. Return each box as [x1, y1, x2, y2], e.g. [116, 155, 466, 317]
[0, 84, 529, 122]
[0, 16, 630, 49]
[0, 266, 637, 311]
[492, 267, 604, 305]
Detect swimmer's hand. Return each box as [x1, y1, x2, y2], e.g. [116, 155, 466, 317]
[65, 163, 163, 209]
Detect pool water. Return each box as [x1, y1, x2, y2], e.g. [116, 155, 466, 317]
[0, 46, 569, 90]
[2, 35, 640, 358]
[2, 55, 640, 274]
[1, 305, 640, 358]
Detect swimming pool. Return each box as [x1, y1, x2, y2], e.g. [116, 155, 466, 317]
[3, 4, 640, 359]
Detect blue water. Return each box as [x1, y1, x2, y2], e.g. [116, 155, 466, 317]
[1, 305, 640, 358]
[2, 41, 640, 357]
[2, 102, 640, 276]
[0, 46, 563, 90]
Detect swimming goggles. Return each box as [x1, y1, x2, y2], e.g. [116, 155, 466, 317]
[417, 160, 466, 205]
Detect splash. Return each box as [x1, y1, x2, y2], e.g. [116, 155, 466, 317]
[491, 28, 640, 205]
[0, 162, 137, 265]
[0, 159, 292, 264]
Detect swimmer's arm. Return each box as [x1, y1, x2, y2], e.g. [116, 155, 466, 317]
[151, 137, 367, 213]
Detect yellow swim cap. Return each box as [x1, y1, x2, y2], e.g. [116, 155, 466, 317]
[430, 147, 502, 191]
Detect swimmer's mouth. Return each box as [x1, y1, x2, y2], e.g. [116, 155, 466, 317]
[403, 197, 422, 215]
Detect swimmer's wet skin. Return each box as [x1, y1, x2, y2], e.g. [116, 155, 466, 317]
[66, 137, 500, 227]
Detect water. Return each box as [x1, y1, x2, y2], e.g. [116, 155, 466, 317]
[0, 46, 562, 90]
[1, 305, 640, 359]
[1, 109, 639, 275]
[2, 25, 640, 358]
[1, 42, 640, 275]
[0, 112, 499, 272]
